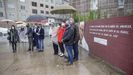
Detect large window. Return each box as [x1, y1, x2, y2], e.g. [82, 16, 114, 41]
[0, 12, 3, 17]
[20, 0, 25, 2]
[45, 0, 49, 2]
[118, 0, 125, 9]
[46, 11, 49, 14]
[21, 5, 25, 10]
[32, 9, 37, 14]
[40, 10, 44, 14]
[40, 4, 44, 7]
[0, 0, 2, 7]
[45, 5, 49, 8]
[7, 4, 15, 9]
[51, 6, 54, 9]
[51, 0, 53, 3]
[32, 2, 37, 7]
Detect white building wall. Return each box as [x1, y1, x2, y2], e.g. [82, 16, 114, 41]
[18, 0, 29, 21]
[0, 0, 5, 19]
[0, 0, 63, 21]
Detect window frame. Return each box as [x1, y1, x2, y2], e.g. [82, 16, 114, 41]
[46, 11, 49, 14]
[32, 2, 37, 7]
[45, 5, 49, 8]
[40, 4, 44, 7]
[40, 10, 44, 14]
[0, 12, 4, 17]
[32, 9, 38, 14]
[51, 6, 54, 9]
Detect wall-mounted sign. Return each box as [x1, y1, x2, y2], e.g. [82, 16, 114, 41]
[84, 15, 133, 75]
[94, 37, 107, 46]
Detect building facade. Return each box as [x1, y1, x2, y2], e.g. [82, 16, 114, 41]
[70, 0, 90, 15]
[0, 0, 63, 21]
[0, 0, 6, 19]
[98, 0, 133, 19]
[70, 0, 133, 19]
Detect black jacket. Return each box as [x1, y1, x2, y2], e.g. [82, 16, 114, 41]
[72, 24, 80, 44]
[9, 29, 19, 43]
[26, 27, 33, 38]
[63, 26, 74, 46]
[39, 28, 45, 39]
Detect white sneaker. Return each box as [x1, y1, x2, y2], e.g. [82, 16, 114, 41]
[58, 53, 62, 56]
[60, 53, 64, 57]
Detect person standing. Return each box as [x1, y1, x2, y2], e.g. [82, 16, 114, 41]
[62, 21, 74, 65]
[35, 25, 41, 51]
[7, 29, 11, 44]
[70, 18, 80, 61]
[26, 24, 34, 51]
[49, 24, 59, 55]
[32, 25, 37, 49]
[19, 27, 26, 43]
[38, 25, 45, 52]
[57, 23, 66, 57]
[9, 25, 19, 53]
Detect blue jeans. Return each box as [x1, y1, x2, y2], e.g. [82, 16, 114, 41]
[38, 39, 44, 50]
[73, 43, 79, 60]
[35, 38, 39, 50]
[65, 45, 73, 64]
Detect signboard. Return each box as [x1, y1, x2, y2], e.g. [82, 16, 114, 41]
[84, 15, 133, 75]
[94, 37, 107, 46]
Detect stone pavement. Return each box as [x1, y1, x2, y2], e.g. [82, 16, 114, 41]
[0, 37, 124, 75]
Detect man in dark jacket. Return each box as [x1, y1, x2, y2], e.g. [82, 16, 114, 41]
[63, 21, 74, 65]
[26, 24, 34, 51]
[69, 18, 80, 61]
[38, 25, 45, 52]
[73, 24, 80, 61]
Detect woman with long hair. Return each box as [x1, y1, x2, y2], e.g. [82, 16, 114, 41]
[9, 25, 19, 53]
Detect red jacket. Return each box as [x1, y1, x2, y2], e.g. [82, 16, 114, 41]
[57, 27, 65, 42]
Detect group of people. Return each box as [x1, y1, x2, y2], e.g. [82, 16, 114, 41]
[7, 17, 80, 65]
[26, 24, 45, 52]
[49, 18, 80, 65]
[7, 24, 45, 53]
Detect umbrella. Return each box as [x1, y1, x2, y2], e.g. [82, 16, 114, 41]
[50, 4, 77, 14]
[26, 15, 48, 23]
[0, 19, 16, 28]
[16, 21, 27, 27]
[1, 19, 14, 22]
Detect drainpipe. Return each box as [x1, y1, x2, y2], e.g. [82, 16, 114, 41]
[16, 0, 19, 21]
[3, 0, 7, 19]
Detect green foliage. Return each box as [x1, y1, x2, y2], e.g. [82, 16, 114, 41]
[73, 10, 98, 23]
[73, 13, 79, 23]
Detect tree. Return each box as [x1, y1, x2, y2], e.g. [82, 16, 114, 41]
[73, 10, 98, 23]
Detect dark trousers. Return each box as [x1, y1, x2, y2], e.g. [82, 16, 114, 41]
[28, 38, 33, 50]
[53, 42, 58, 55]
[11, 42, 17, 52]
[73, 43, 79, 60]
[58, 42, 65, 54]
[65, 45, 73, 64]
